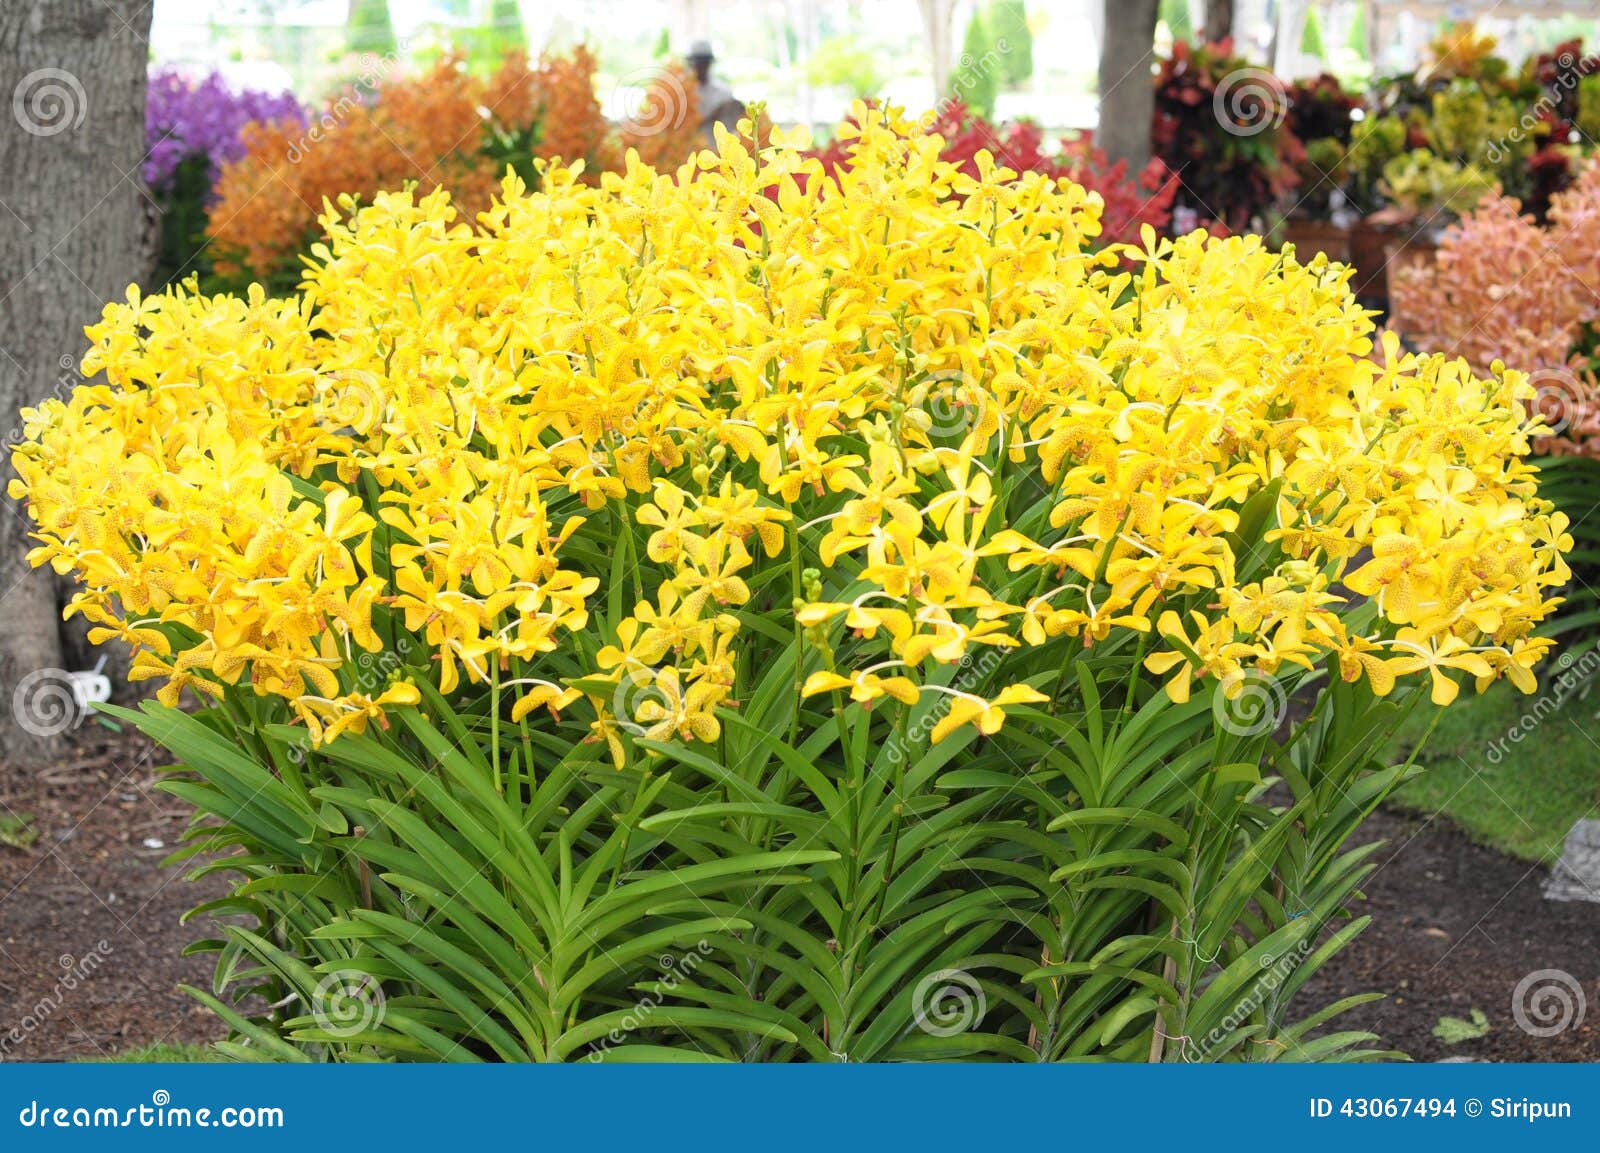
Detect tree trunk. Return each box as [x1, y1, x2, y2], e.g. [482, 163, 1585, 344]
[917, 0, 955, 101]
[0, 0, 153, 768]
[1097, 0, 1160, 169]
[1203, 0, 1233, 42]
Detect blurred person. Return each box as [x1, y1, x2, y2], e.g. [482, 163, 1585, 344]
[686, 40, 744, 144]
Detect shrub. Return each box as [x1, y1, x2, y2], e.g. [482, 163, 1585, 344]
[806, 35, 885, 98]
[1388, 191, 1589, 379]
[1363, 29, 1600, 224]
[486, 0, 527, 58]
[1420, 21, 1506, 86]
[987, 1, 1034, 88]
[145, 70, 305, 195]
[12, 106, 1567, 1062]
[1378, 148, 1498, 225]
[952, 8, 1001, 119]
[1345, 114, 1406, 213]
[1159, 0, 1192, 41]
[1285, 74, 1359, 217]
[207, 51, 542, 289]
[1286, 74, 1358, 148]
[347, 0, 397, 57]
[1299, 9, 1324, 60]
[1389, 164, 1600, 447]
[1152, 40, 1304, 233]
[1345, 3, 1367, 59]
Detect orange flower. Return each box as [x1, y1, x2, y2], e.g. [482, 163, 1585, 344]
[207, 47, 704, 284]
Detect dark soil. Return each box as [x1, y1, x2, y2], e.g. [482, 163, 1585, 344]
[1297, 807, 1600, 1062]
[0, 724, 226, 1061]
[0, 727, 1595, 1062]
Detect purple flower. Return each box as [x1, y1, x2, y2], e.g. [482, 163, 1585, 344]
[145, 68, 305, 194]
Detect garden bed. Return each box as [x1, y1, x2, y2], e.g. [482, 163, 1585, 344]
[2, 728, 1594, 1062]
[0, 727, 226, 1061]
[1297, 807, 1600, 1063]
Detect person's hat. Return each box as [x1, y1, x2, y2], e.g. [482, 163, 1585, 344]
[686, 39, 715, 61]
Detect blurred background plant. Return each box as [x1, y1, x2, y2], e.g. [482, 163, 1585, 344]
[1345, 113, 1407, 213]
[1153, 38, 1303, 234]
[1284, 72, 1358, 218]
[805, 35, 885, 99]
[203, 46, 704, 290]
[1377, 148, 1499, 228]
[145, 69, 304, 287]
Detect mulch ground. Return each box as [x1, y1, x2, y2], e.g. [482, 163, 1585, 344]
[1298, 807, 1600, 1062]
[1, 726, 1596, 1061]
[0, 726, 226, 1060]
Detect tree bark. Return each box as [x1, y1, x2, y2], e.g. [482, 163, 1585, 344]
[917, 0, 955, 101]
[1097, 0, 1160, 169]
[0, 0, 153, 768]
[1203, 0, 1233, 42]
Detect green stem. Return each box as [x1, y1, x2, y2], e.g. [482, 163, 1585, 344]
[787, 510, 805, 749]
[867, 702, 912, 932]
[491, 657, 502, 796]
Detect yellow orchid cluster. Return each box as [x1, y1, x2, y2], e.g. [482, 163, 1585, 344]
[10, 104, 1569, 763]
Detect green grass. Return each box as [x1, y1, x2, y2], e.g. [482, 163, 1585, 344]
[1390, 662, 1600, 862]
[84, 1043, 215, 1063]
